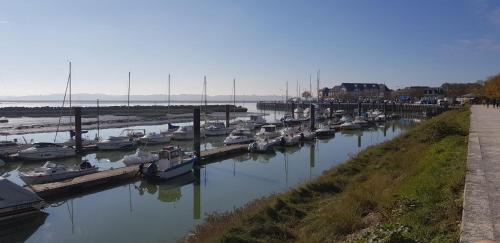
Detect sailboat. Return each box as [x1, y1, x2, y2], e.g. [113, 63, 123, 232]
[97, 72, 137, 150]
[20, 62, 76, 160]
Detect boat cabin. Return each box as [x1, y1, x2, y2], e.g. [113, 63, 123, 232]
[260, 125, 277, 133]
[159, 146, 182, 160]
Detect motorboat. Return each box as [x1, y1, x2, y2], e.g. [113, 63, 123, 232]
[280, 114, 302, 125]
[224, 134, 254, 145]
[97, 136, 136, 151]
[139, 132, 172, 145]
[248, 138, 280, 153]
[142, 146, 196, 180]
[123, 129, 146, 138]
[204, 122, 232, 136]
[353, 116, 370, 127]
[123, 148, 160, 166]
[340, 121, 362, 130]
[61, 137, 97, 147]
[278, 133, 301, 146]
[340, 114, 353, 123]
[19, 161, 98, 185]
[298, 128, 316, 141]
[0, 141, 21, 157]
[0, 117, 8, 123]
[315, 124, 337, 137]
[171, 125, 204, 140]
[230, 127, 253, 137]
[303, 107, 311, 118]
[18, 143, 76, 160]
[248, 115, 266, 128]
[256, 125, 281, 139]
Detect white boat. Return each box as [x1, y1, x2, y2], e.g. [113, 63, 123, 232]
[224, 134, 254, 145]
[256, 125, 281, 139]
[204, 122, 232, 136]
[139, 132, 172, 145]
[315, 124, 337, 137]
[0, 141, 21, 157]
[353, 116, 370, 127]
[97, 136, 136, 151]
[230, 127, 253, 137]
[171, 125, 204, 140]
[278, 133, 301, 146]
[303, 107, 311, 118]
[18, 143, 76, 160]
[340, 121, 362, 130]
[122, 148, 160, 166]
[0, 117, 8, 123]
[61, 138, 97, 147]
[248, 138, 279, 153]
[249, 115, 267, 127]
[19, 161, 98, 185]
[142, 146, 196, 180]
[340, 114, 353, 123]
[299, 128, 316, 141]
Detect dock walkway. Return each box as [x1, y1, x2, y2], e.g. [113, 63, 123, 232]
[461, 105, 500, 242]
[28, 144, 249, 199]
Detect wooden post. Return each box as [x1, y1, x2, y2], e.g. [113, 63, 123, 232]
[310, 104, 315, 131]
[291, 102, 296, 119]
[193, 166, 201, 220]
[357, 134, 361, 148]
[358, 102, 362, 117]
[193, 108, 201, 157]
[74, 107, 82, 153]
[225, 105, 230, 128]
[383, 102, 387, 116]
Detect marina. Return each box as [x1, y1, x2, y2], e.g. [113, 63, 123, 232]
[0, 101, 419, 242]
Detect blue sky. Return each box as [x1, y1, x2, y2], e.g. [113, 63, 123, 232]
[0, 0, 500, 96]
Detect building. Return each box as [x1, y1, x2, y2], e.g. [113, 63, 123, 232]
[320, 83, 391, 100]
[423, 87, 444, 101]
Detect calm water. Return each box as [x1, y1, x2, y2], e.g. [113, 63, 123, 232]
[0, 103, 418, 242]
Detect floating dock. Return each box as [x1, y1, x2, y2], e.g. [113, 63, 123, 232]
[27, 144, 249, 199]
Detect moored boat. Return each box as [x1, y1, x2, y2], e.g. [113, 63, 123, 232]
[97, 136, 136, 151]
[139, 132, 172, 145]
[142, 146, 196, 180]
[18, 143, 76, 160]
[19, 161, 98, 185]
[122, 148, 160, 166]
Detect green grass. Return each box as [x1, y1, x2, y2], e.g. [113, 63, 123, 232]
[184, 108, 470, 243]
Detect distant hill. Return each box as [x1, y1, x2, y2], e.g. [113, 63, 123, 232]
[0, 93, 283, 102]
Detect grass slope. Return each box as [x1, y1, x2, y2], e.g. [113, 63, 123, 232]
[185, 108, 470, 243]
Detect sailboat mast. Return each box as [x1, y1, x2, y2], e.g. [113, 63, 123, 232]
[127, 72, 131, 124]
[69, 61, 72, 126]
[285, 81, 288, 102]
[97, 99, 100, 139]
[309, 74, 312, 99]
[317, 70, 320, 100]
[168, 74, 171, 116]
[233, 78, 236, 113]
[204, 76, 207, 116]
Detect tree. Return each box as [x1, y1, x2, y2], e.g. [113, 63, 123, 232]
[482, 74, 500, 99]
[301, 91, 312, 100]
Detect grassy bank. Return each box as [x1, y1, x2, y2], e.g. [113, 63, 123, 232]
[185, 109, 470, 243]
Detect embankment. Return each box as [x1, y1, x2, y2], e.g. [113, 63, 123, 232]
[0, 105, 247, 118]
[185, 108, 470, 242]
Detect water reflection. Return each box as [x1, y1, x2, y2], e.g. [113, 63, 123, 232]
[0, 212, 48, 242]
[6, 117, 414, 243]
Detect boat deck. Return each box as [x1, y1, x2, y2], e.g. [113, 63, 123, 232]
[27, 144, 249, 199]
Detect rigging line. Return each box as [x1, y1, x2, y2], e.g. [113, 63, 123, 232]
[54, 72, 71, 142]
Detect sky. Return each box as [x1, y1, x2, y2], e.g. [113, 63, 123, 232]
[1, 0, 500, 97]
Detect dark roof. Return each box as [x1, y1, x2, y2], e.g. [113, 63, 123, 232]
[0, 178, 43, 210]
[340, 83, 390, 92]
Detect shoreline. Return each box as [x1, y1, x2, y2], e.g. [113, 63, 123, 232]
[184, 108, 470, 242]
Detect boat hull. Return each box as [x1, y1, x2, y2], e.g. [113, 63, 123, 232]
[17, 150, 76, 161]
[146, 159, 195, 180]
[97, 142, 136, 151]
[20, 167, 98, 185]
